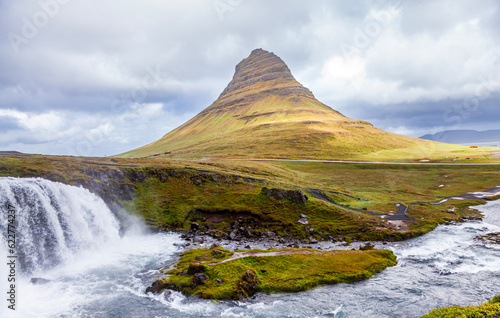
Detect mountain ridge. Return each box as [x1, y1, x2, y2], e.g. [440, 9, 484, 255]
[118, 49, 474, 161]
[420, 129, 500, 145]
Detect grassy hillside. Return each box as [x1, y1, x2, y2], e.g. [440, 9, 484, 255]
[2, 154, 498, 242]
[117, 49, 492, 162]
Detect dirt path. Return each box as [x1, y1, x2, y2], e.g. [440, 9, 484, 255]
[208, 249, 324, 265]
[487, 151, 500, 159]
[308, 189, 415, 221]
[223, 158, 500, 165]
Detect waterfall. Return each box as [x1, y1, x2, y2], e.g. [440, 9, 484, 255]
[0, 177, 121, 275]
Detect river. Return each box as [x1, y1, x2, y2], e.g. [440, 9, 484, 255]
[0, 177, 499, 318]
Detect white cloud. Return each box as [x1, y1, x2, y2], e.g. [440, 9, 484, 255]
[1, 0, 500, 154]
[0, 104, 195, 156]
[312, 5, 500, 107]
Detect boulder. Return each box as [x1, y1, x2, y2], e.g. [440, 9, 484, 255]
[261, 187, 308, 205]
[191, 222, 200, 230]
[155, 170, 168, 182]
[163, 290, 172, 300]
[187, 262, 206, 275]
[244, 228, 253, 238]
[146, 279, 166, 294]
[190, 177, 203, 185]
[234, 269, 261, 300]
[359, 243, 375, 250]
[297, 218, 309, 225]
[128, 170, 148, 183]
[166, 169, 181, 178]
[229, 231, 237, 240]
[475, 232, 500, 244]
[212, 248, 223, 255]
[191, 273, 208, 287]
[289, 190, 308, 205]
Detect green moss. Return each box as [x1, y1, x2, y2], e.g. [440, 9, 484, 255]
[162, 246, 397, 300]
[421, 294, 500, 317]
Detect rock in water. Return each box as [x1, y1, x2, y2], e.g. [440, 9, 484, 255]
[146, 279, 166, 294]
[193, 236, 204, 244]
[475, 232, 500, 244]
[163, 290, 172, 300]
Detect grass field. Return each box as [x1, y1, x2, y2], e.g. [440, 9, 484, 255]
[1, 154, 498, 241]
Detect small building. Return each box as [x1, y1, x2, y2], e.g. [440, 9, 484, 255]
[153, 153, 160, 156]
[470, 145, 478, 148]
[164, 151, 171, 154]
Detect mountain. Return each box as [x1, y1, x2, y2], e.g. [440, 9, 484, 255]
[420, 130, 500, 145]
[118, 49, 444, 160]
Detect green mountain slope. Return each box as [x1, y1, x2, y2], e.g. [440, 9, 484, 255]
[118, 49, 481, 161]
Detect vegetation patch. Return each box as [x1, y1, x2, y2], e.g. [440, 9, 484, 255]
[1, 155, 497, 242]
[151, 246, 397, 300]
[421, 294, 500, 318]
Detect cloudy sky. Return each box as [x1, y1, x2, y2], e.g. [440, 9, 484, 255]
[1, 0, 499, 156]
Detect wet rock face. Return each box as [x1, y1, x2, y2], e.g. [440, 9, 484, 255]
[234, 269, 261, 300]
[475, 232, 500, 244]
[261, 187, 308, 205]
[145, 279, 166, 294]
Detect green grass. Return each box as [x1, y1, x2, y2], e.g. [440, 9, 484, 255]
[127, 172, 391, 240]
[421, 294, 500, 318]
[1, 155, 498, 242]
[161, 246, 397, 300]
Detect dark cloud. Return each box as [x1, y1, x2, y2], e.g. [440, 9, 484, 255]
[0, 0, 499, 155]
[0, 116, 21, 132]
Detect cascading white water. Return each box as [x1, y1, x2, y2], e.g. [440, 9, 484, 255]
[0, 177, 121, 275]
[0, 177, 498, 318]
[0, 177, 183, 318]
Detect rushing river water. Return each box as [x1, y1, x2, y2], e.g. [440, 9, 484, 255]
[0, 178, 499, 318]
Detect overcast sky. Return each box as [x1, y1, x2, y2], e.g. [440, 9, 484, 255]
[1, 0, 499, 156]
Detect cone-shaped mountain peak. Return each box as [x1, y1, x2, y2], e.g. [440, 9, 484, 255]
[220, 48, 314, 100]
[204, 48, 319, 115]
[119, 49, 432, 160]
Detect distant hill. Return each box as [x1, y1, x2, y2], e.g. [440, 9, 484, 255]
[420, 130, 500, 145]
[118, 49, 471, 160]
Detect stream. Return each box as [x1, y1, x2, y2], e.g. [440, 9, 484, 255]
[0, 177, 499, 318]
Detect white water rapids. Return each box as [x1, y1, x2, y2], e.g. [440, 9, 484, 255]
[0, 177, 499, 318]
